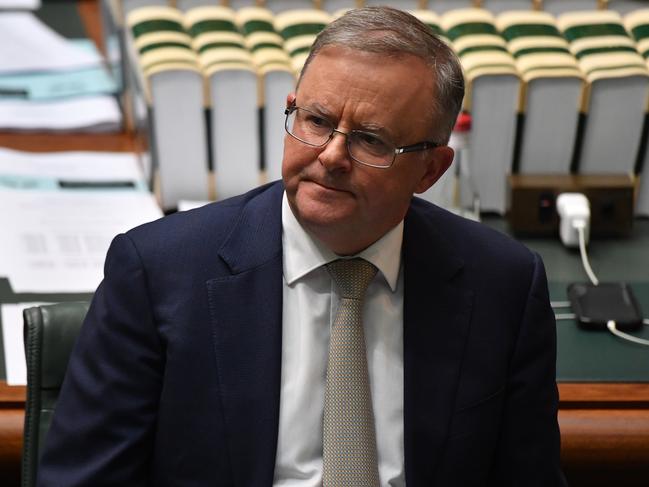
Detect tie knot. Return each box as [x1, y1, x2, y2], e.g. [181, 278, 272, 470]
[326, 258, 377, 300]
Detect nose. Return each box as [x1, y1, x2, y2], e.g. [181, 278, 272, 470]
[317, 129, 353, 172]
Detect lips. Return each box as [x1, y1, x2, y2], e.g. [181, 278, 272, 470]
[309, 179, 352, 195]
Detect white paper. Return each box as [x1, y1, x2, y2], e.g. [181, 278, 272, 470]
[0, 189, 162, 292]
[1, 303, 44, 386]
[0, 95, 121, 131]
[0, 149, 162, 292]
[0, 59, 117, 100]
[0, 147, 146, 181]
[0, 0, 40, 10]
[0, 12, 100, 74]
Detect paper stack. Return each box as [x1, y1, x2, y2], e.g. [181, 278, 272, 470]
[0, 147, 162, 293]
[0, 12, 121, 132]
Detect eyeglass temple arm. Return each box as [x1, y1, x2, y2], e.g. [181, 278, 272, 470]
[396, 141, 440, 154]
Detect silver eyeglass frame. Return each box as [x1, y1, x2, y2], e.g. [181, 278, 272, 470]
[284, 105, 441, 169]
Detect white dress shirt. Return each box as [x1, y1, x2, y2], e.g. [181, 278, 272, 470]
[273, 192, 405, 487]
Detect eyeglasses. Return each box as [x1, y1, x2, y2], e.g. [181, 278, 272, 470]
[284, 105, 441, 169]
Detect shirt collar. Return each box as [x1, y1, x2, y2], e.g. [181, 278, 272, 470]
[282, 192, 403, 291]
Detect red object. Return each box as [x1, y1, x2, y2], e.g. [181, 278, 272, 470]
[454, 111, 472, 132]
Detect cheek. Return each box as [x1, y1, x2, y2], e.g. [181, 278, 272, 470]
[369, 169, 423, 210]
[281, 138, 318, 181]
[281, 141, 301, 183]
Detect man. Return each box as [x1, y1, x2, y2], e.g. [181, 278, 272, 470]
[38, 7, 566, 486]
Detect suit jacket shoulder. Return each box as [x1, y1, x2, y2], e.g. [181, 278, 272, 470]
[124, 180, 285, 277]
[38, 181, 287, 487]
[402, 197, 564, 486]
[406, 197, 537, 275]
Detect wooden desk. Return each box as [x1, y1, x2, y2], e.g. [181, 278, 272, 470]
[0, 384, 24, 486]
[559, 384, 649, 486]
[2, 382, 648, 486]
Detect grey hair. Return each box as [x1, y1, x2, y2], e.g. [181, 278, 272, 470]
[298, 6, 465, 144]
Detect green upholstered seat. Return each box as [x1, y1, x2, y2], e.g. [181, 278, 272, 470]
[21, 302, 90, 487]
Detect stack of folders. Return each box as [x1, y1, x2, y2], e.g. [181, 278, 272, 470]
[625, 8, 649, 216]
[185, 5, 261, 201]
[497, 10, 583, 175]
[113, 1, 649, 217]
[272, 8, 331, 179]
[125, 6, 210, 211]
[441, 8, 520, 214]
[557, 10, 649, 176]
[273, 8, 332, 75]
[237, 6, 295, 183]
[124, 5, 332, 210]
[0, 12, 121, 132]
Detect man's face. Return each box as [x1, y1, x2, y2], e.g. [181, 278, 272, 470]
[282, 46, 453, 255]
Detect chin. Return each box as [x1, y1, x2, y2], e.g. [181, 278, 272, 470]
[292, 180, 349, 212]
[297, 204, 351, 230]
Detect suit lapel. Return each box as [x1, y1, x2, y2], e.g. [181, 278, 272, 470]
[205, 187, 474, 485]
[206, 184, 284, 487]
[402, 206, 475, 486]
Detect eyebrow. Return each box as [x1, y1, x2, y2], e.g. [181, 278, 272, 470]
[303, 102, 335, 120]
[356, 120, 399, 146]
[301, 101, 397, 142]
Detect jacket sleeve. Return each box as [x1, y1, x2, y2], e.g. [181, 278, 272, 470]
[37, 233, 164, 486]
[490, 252, 568, 486]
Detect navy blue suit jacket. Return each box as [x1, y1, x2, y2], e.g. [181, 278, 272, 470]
[38, 181, 566, 486]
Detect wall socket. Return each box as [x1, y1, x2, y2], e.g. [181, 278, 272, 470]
[507, 174, 634, 237]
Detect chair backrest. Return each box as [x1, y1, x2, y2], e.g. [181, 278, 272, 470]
[21, 302, 89, 487]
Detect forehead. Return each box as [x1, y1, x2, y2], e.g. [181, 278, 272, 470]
[296, 47, 435, 138]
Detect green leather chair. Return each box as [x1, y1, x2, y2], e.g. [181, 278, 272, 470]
[21, 302, 89, 487]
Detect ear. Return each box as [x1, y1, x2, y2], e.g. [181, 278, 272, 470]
[286, 92, 296, 108]
[414, 146, 454, 194]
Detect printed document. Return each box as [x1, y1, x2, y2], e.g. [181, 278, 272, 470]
[0, 149, 163, 292]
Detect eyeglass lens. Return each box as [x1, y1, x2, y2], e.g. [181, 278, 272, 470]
[286, 107, 395, 167]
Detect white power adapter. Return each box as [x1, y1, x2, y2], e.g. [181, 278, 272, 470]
[556, 193, 591, 248]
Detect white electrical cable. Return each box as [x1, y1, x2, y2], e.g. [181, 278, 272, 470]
[556, 197, 649, 344]
[575, 223, 599, 286]
[606, 320, 649, 347]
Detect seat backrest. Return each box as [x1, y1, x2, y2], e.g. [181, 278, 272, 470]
[21, 302, 90, 487]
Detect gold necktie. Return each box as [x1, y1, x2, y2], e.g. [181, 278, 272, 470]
[323, 258, 380, 487]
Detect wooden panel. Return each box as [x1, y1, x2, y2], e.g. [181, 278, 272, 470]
[560, 409, 649, 465]
[78, 0, 104, 53]
[559, 383, 649, 405]
[0, 383, 25, 405]
[0, 408, 23, 487]
[0, 133, 136, 153]
[561, 408, 649, 486]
